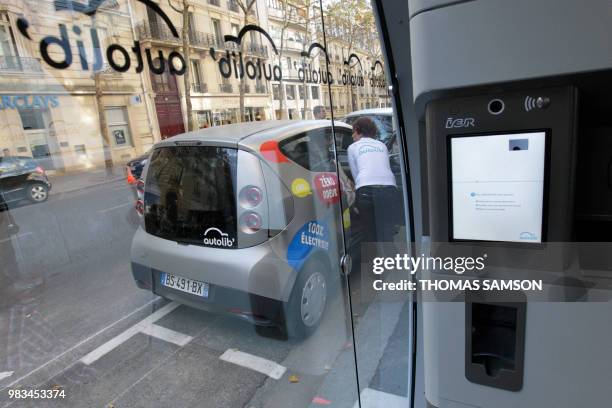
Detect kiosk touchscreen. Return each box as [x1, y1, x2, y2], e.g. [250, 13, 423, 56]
[449, 131, 548, 243]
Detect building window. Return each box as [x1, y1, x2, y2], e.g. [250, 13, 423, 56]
[298, 85, 305, 100]
[273, 84, 280, 100]
[286, 85, 296, 100]
[190, 60, 204, 92]
[18, 108, 47, 130]
[311, 86, 319, 100]
[0, 13, 19, 69]
[211, 18, 223, 45]
[105, 107, 133, 147]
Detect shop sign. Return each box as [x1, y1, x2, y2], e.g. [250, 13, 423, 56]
[0, 95, 59, 110]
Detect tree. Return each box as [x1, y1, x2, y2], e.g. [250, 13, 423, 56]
[92, 16, 113, 171]
[297, 0, 316, 119]
[235, 0, 258, 122]
[325, 0, 371, 113]
[168, 0, 195, 132]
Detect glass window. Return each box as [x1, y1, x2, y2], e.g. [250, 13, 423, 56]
[311, 85, 320, 100]
[279, 128, 335, 172]
[105, 107, 133, 147]
[18, 108, 47, 130]
[144, 146, 238, 247]
[272, 84, 281, 100]
[286, 84, 296, 100]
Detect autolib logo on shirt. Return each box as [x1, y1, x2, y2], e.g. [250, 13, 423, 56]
[358, 144, 385, 156]
[202, 227, 235, 248]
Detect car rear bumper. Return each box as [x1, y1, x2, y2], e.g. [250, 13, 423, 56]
[130, 227, 296, 302]
[131, 261, 284, 326]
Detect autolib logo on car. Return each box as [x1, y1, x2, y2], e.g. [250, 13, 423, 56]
[203, 227, 235, 248]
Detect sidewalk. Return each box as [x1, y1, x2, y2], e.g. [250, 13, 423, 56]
[48, 168, 126, 195]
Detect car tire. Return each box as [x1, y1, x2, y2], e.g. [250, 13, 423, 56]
[28, 182, 49, 203]
[284, 257, 331, 339]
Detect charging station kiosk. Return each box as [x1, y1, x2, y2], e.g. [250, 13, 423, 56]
[392, 0, 612, 406]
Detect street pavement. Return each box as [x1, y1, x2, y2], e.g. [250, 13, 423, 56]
[0, 175, 411, 408]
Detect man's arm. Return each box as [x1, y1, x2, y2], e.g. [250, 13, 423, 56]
[347, 145, 358, 182]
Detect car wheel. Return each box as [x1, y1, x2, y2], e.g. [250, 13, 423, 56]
[285, 258, 330, 339]
[28, 183, 49, 203]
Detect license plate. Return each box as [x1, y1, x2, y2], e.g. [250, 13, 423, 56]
[160, 272, 209, 298]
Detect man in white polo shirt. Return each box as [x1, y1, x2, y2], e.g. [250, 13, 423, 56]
[347, 116, 398, 244]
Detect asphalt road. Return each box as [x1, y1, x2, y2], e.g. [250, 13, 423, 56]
[0, 178, 410, 408]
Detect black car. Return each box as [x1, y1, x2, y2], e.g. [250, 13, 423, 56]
[0, 156, 52, 205]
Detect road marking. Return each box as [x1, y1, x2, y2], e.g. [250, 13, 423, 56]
[2, 297, 160, 391]
[81, 302, 184, 366]
[353, 388, 409, 408]
[98, 202, 132, 213]
[0, 372, 13, 381]
[219, 349, 286, 380]
[140, 324, 193, 347]
[0, 232, 33, 245]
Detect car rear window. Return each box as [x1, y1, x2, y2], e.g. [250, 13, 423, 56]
[144, 145, 238, 248]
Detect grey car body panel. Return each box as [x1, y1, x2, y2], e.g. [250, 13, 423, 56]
[410, 0, 612, 103]
[131, 120, 349, 304]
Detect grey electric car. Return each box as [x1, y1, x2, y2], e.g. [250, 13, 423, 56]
[131, 120, 354, 337]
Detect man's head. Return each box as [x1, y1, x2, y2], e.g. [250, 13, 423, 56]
[313, 105, 327, 119]
[352, 116, 377, 142]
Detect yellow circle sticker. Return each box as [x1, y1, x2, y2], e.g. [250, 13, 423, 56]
[291, 178, 312, 198]
[343, 208, 351, 229]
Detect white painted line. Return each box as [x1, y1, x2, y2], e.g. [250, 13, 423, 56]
[219, 349, 286, 380]
[0, 372, 14, 381]
[353, 388, 410, 408]
[2, 297, 160, 391]
[80, 302, 182, 366]
[140, 324, 193, 347]
[0, 232, 33, 245]
[98, 202, 132, 213]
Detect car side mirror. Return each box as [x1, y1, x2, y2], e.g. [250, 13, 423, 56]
[7, 223, 19, 236]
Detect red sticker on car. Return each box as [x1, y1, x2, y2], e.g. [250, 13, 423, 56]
[313, 173, 340, 205]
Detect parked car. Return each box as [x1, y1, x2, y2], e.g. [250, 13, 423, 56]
[130, 121, 355, 338]
[0, 156, 52, 205]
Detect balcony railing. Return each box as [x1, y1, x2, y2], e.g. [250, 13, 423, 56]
[228, 0, 239, 12]
[137, 22, 266, 57]
[208, 0, 221, 6]
[189, 30, 217, 48]
[137, 21, 180, 43]
[0, 56, 43, 73]
[246, 43, 268, 58]
[191, 83, 208, 93]
[219, 83, 233, 93]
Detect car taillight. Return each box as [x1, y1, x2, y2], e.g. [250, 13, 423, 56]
[136, 180, 145, 200]
[239, 186, 262, 208]
[240, 211, 262, 232]
[135, 199, 144, 216]
[34, 166, 45, 174]
[135, 180, 145, 216]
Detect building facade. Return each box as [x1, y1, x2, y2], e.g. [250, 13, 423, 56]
[0, 0, 389, 173]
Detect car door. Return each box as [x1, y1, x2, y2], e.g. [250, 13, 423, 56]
[0, 158, 25, 203]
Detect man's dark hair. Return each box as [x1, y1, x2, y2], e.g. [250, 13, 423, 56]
[352, 117, 378, 139]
